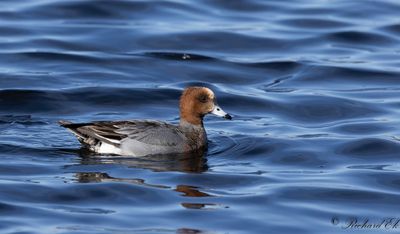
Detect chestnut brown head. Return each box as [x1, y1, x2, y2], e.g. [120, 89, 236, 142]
[179, 87, 231, 126]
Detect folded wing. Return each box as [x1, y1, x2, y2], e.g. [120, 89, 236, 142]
[59, 120, 185, 149]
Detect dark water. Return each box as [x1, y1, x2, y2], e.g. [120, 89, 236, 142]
[1, 0, 400, 233]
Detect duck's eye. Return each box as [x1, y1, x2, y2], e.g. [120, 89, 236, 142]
[198, 95, 208, 103]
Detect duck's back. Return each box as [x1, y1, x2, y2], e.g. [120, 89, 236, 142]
[117, 121, 188, 156]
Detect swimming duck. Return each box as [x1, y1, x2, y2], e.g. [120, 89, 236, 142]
[59, 87, 231, 156]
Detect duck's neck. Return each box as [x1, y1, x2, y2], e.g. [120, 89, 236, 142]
[179, 118, 204, 131]
[179, 108, 203, 125]
[179, 119, 207, 147]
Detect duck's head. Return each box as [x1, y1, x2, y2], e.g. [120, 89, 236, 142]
[179, 86, 232, 126]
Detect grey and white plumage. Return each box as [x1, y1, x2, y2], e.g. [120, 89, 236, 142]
[59, 120, 207, 156]
[59, 87, 232, 157]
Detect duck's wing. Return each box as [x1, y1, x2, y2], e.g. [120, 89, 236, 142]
[59, 120, 185, 147]
[115, 121, 185, 147]
[59, 120, 127, 146]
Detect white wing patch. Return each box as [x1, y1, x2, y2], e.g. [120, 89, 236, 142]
[97, 142, 122, 155]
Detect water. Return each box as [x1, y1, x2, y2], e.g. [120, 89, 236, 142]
[1, 0, 400, 233]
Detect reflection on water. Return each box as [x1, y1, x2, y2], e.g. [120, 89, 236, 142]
[74, 172, 219, 212]
[175, 185, 212, 197]
[78, 149, 208, 173]
[74, 172, 168, 189]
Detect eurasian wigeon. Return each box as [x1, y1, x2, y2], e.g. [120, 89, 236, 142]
[59, 86, 231, 156]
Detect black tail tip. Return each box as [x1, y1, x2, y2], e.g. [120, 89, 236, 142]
[58, 120, 73, 126]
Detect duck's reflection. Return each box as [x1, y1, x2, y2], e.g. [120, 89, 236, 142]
[176, 228, 207, 234]
[175, 185, 212, 197]
[73, 171, 224, 210]
[71, 148, 224, 211]
[75, 172, 169, 188]
[76, 147, 208, 173]
[74, 173, 211, 196]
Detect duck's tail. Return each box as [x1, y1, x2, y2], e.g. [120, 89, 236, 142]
[58, 120, 119, 151]
[58, 120, 88, 143]
[58, 120, 73, 126]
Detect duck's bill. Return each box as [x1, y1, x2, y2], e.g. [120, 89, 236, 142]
[211, 105, 232, 120]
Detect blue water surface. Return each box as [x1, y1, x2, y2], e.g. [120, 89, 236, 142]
[1, 0, 400, 233]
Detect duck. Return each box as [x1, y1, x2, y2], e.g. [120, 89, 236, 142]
[59, 86, 232, 156]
